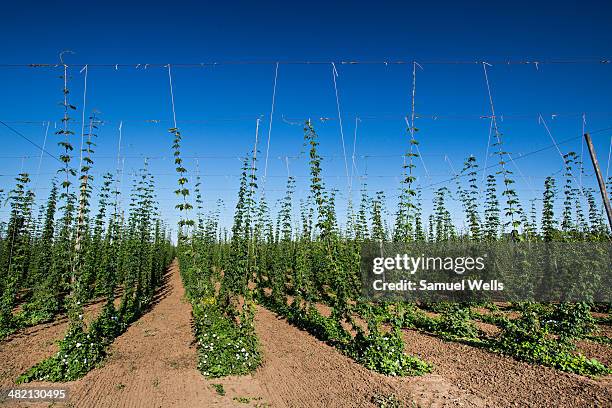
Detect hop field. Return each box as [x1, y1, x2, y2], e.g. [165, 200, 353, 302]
[0, 60, 610, 408]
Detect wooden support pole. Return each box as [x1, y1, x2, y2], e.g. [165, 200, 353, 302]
[584, 133, 612, 230]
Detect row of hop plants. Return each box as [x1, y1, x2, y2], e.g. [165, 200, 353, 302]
[262, 121, 610, 376]
[173, 120, 432, 377]
[170, 124, 262, 378]
[253, 121, 432, 376]
[0, 66, 174, 382]
[174, 115, 610, 378]
[363, 299, 609, 376]
[347, 122, 611, 376]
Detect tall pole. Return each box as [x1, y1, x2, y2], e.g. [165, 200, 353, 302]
[584, 133, 612, 230]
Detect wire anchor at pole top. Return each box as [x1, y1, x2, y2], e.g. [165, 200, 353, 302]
[59, 50, 75, 66]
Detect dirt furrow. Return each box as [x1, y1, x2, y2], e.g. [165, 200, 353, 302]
[252, 307, 487, 407]
[401, 329, 612, 407]
[0, 299, 108, 388]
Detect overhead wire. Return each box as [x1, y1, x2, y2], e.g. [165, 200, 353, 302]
[0, 120, 62, 163]
[2, 57, 611, 68]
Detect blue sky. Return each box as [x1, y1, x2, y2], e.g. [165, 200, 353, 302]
[1, 0, 612, 232]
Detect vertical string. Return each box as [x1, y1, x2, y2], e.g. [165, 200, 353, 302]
[404, 116, 430, 180]
[263, 62, 279, 185]
[445, 154, 459, 176]
[606, 135, 611, 181]
[6, 157, 27, 272]
[409, 62, 417, 142]
[78, 65, 88, 174]
[167, 64, 178, 130]
[407, 60, 417, 188]
[116, 121, 123, 174]
[115, 121, 123, 209]
[407, 62, 430, 182]
[350, 117, 360, 192]
[252, 118, 260, 194]
[331, 62, 350, 196]
[167, 63, 193, 239]
[119, 157, 125, 218]
[540, 114, 587, 199]
[541, 114, 570, 163]
[579, 113, 586, 188]
[62, 64, 70, 193]
[194, 158, 204, 228]
[34, 121, 50, 191]
[483, 62, 534, 199]
[482, 63, 504, 154]
[481, 117, 494, 183]
[285, 156, 290, 177]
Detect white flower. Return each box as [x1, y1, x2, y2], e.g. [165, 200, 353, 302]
[76, 342, 82, 348]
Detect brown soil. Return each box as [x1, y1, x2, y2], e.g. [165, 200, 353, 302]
[576, 340, 612, 366]
[598, 324, 612, 338]
[0, 262, 610, 407]
[402, 329, 612, 407]
[1, 317, 68, 386]
[0, 299, 108, 387]
[253, 307, 486, 408]
[473, 321, 500, 336]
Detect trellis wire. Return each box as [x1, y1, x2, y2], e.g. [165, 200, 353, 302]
[3, 57, 612, 68]
[422, 133, 589, 190]
[263, 62, 279, 186]
[0, 171, 578, 180]
[0, 120, 61, 163]
[6, 111, 612, 126]
[331, 62, 351, 196]
[539, 114, 588, 200]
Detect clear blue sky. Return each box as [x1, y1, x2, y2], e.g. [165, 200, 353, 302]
[1, 0, 612, 233]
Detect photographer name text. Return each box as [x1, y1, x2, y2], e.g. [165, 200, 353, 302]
[372, 279, 504, 292]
